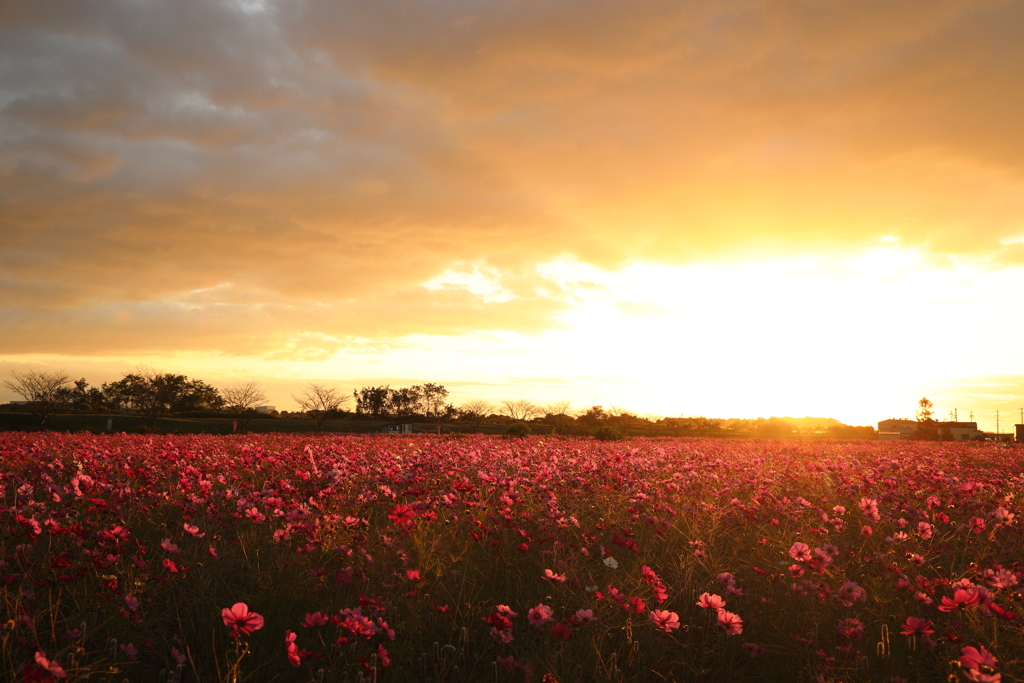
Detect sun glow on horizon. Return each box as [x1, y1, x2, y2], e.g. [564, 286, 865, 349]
[7, 244, 1023, 431]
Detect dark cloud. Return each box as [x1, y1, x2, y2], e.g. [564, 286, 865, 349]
[2, 0, 1024, 357]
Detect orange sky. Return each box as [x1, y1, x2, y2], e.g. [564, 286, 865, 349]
[2, 0, 1024, 429]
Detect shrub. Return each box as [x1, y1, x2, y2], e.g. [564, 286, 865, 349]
[592, 425, 623, 441]
[505, 422, 532, 438]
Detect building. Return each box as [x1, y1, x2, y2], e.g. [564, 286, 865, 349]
[381, 423, 413, 434]
[254, 406, 276, 414]
[1016, 424, 1024, 443]
[877, 419, 917, 440]
[878, 419, 994, 441]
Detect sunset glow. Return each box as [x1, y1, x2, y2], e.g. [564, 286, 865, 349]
[3, 0, 1024, 428]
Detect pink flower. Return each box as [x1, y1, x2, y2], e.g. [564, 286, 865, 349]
[245, 507, 266, 523]
[959, 645, 997, 670]
[528, 604, 554, 627]
[377, 643, 390, 668]
[716, 610, 743, 635]
[938, 588, 981, 612]
[495, 604, 518, 617]
[570, 609, 595, 625]
[648, 610, 680, 632]
[900, 616, 934, 637]
[838, 581, 866, 607]
[161, 538, 181, 554]
[789, 542, 811, 562]
[222, 602, 265, 638]
[960, 645, 1000, 682]
[119, 643, 138, 660]
[405, 569, 421, 581]
[33, 651, 67, 678]
[183, 523, 205, 538]
[742, 642, 764, 657]
[302, 611, 328, 627]
[171, 647, 186, 666]
[696, 592, 726, 611]
[542, 569, 567, 583]
[285, 630, 301, 667]
[208, 545, 219, 559]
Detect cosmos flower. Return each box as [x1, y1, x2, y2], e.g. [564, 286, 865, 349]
[222, 603, 265, 638]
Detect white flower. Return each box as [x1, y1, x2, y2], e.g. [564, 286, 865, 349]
[603, 557, 619, 569]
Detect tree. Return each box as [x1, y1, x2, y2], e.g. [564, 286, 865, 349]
[542, 401, 575, 432]
[354, 386, 391, 417]
[420, 383, 454, 425]
[102, 368, 225, 429]
[500, 399, 542, 422]
[388, 386, 422, 419]
[578, 406, 608, 426]
[4, 370, 71, 427]
[222, 380, 269, 434]
[915, 396, 938, 440]
[458, 399, 495, 432]
[292, 383, 349, 432]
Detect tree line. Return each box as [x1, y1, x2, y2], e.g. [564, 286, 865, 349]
[3, 369, 876, 438]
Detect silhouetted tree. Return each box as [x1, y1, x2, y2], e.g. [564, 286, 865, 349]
[458, 400, 494, 431]
[388, 386, 422, 419]
[501, 399, 542, 422]
[354, 386, 391, 417]
[420, 383, 455, 426]
[578, 406, 607, 426]
[914, 397, 938, 440]
[4, 370, 71, 427]
[102, 368, 224, 429]
[292, 382, 349, 431]
[222, 380, 269, 434]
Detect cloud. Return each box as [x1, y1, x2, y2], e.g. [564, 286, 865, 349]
[2, 0, 1024, 358]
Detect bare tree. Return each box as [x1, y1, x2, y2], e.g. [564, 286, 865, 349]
[222, 380, 269, 434]
[459, 399, 495, 432]
[4, 370, 71, 427]
[544, 401, 573, 417]
[542, 401, 575, 432]
[292, 383, 349, 432]
[500, 399, 542, 422]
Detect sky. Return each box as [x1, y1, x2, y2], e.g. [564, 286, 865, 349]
[2, 0, 1024, 430]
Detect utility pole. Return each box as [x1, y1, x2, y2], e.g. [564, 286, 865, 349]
[954, 408, 958, 421]
[996, 410, 999, 435]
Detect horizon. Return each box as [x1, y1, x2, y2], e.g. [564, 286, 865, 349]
[3, 1, 1024, 432]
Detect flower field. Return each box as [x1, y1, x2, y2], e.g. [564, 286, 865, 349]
[1, 432, 1022, 682]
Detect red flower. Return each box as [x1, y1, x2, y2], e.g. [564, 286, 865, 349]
[222, 602, 265, 638]
[551, 623, 572, 640]
[387, 504, 416, 527]
[900, 616, 934, 637]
